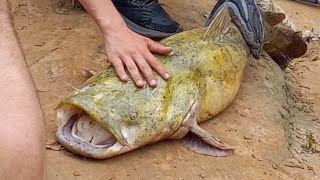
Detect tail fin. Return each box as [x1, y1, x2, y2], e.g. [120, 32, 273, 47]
[202, 3, 231, 40]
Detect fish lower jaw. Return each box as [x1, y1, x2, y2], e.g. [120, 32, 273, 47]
[56, 104, 132, 159]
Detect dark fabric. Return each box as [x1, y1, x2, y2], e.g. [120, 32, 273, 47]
[112, 0, 181, 34]
[205, 0, 265, 59]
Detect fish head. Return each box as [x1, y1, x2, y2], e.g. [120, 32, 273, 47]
[55, 74, 201, 159]
[56, 103, 129, 159]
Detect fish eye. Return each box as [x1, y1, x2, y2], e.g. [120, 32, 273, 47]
[130, 112, 137, 120]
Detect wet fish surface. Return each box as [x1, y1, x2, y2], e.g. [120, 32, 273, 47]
[56, 5, 250, 159]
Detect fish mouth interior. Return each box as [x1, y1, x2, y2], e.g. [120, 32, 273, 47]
[67, 113, 116, 148]
[58, 106, 117, 154]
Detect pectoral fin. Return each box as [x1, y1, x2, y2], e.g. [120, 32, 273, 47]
[183, 122, 234, 157]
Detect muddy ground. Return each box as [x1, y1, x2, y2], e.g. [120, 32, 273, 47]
[9, 0, 320, 179]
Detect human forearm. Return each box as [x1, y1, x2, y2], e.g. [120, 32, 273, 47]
[0, 3, 42, 116]
[0, 2, 45, 179]
[78, 0, 126, 35]
[78, 0, 172, 88]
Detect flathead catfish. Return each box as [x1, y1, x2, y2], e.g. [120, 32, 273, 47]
[56, 5, 250, 159]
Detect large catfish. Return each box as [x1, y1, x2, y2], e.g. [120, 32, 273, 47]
[56, 5, 250, 159]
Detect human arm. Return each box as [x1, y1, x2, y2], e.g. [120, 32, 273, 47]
[78, 0, 172, 88]
[0, 1, 45, 179]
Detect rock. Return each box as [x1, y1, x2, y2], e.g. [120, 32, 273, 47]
[73, 170, 81, 176]
[256, 0, 307, 69]
[302, 28, 320, 42]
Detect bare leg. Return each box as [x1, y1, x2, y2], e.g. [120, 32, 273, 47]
[0, 1, 45, 180]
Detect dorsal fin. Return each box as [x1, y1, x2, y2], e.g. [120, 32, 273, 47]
[202, 4, 231, 40]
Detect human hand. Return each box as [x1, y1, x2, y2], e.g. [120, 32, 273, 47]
[103, 24, 172, 88]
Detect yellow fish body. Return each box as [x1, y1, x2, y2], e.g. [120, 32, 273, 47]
[56, 6, 249, 159]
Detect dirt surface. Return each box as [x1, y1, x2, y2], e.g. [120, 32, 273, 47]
[9, 0, 320, 179]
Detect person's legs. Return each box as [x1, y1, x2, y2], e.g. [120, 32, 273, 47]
[0, 1, 45, 180]
[112, 0, 182, 38]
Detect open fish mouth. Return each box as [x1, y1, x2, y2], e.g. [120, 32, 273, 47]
[56, 104, 130, 159]
[66, 114, 116, 148]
